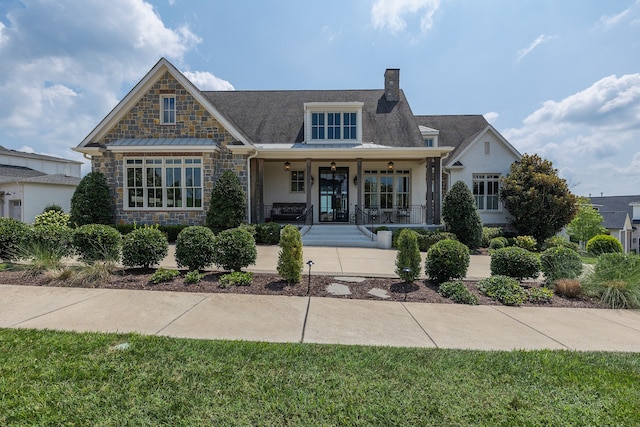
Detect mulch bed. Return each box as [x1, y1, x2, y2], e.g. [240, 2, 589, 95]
[0, 268, 605, 309]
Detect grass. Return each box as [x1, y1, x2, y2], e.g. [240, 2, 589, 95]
[1, 329, 639, 426]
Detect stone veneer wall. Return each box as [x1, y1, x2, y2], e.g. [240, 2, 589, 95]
[91, 72, 249, 226]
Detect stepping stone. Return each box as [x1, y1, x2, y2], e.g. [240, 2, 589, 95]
[368, 288, 390, 299]
[326, 283, 351, 296]
[333, 276, 366, 283]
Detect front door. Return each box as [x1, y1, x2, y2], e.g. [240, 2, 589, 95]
[319, 167, 349, 222]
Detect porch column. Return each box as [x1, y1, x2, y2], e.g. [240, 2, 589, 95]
[306, 158, 312, 212]
[356, 158, 362, 209]
[433, 156, 441, 224]
[426, 157, 434, 224]
[252, 159, 265, 223]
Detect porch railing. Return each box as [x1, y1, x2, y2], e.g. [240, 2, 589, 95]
[296, 205, 314, 228]
[355, 205, 425, 227]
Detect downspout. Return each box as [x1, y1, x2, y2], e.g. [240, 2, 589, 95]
[246, 148, 259, 224]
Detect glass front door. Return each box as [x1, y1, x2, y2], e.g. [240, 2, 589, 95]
[319, 167, 349, 222]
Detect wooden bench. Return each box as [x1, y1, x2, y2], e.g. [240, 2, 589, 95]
[270, 203, 307, 222]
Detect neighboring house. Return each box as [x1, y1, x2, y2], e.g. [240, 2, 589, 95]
[0, 146, 82, 223]
[73, 58, 519, 229]
[589, 195, 640, 253]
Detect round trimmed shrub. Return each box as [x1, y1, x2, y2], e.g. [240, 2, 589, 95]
[489, 237, 508, 250]
[442, 181, 483, 249]
[586, 234, 623, 256]
[395, 228, 421, 282]
[122, 225, 169, 269]
[213, 227, 257, 272]
[515, 235, 537, 252]
[425, 239, 470, 284]
[0, 217, 31, 262]
[277, 225, 303, 284]
[438, 280, 478, 305]
[540, 246, 582, 284]
[255, 222, 282, 245]
[477, 275, 526, 306]
[490, 246, 541, 281]
[34, 210, 70, 227]
[175, 226, 216, 271]
[73, 224, 121, 263]
[482, 227, 502, 247]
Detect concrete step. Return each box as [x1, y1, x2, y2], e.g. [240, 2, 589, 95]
[302, 225, 378, 248]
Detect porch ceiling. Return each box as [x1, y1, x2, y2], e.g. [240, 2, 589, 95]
[253, 145, 453, 160]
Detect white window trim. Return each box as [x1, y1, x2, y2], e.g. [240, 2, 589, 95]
[473, 173, 502, 212]
[160, 94, 176, 125]
[123, 156, 203, 211]
[304, 102, 363, 143]
[290, 170, 305, 193]
[363, 169, 411, 210]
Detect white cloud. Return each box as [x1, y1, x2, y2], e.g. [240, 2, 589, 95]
[600, 0, 640, 27]
[484, 112, 499, 124]
[504, 74, 640, 196]
[516, 34, 556, 62]
[371, 0, 440, 33]
[0, 0, 230, 165]
[183, 71, 234, 91]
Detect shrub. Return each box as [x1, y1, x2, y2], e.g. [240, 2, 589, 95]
[425, 239, 470, 284]
[206, 170, 246, 234]
[490, 246, 541, 281]
[73, 224, 121, 264]
[489, 237, 508, 250]
[526, 287, 554, 303]
[175, 226, 216, 271]
[442, 181, 483, 249]
[72, 261, 115, 285]
[149, 267, 180, 284]
[219, 271, 253, 288]
[70, 171, 113, 226]
[121, 225, 169, 269]
[255, 222, 282, 245]
[438, 280, 478, 305]
[42, 204, 64, 213]
[554, 279, 582, 298]
[544, 235, 579, 251]
[395, 229, 422, 283]
[184, 270, 204, 284]
[416, 231, 457, 252]
[34, 210, 70, 227]
[0, 218, 31, 262]
[19, 239, 69, 275]
[540, 246, 582, 285]
[586, 234, 623, 256]
[477, 275, 526, 306]
[30, 224, 74, 258]
[582, 253, 640, 309]
[277, 225, 303, 284]
[213, 227, 257, 272]
[515, 235, 537, 252]
[482, 227, 502, 247]
[113, 224, 187, 243]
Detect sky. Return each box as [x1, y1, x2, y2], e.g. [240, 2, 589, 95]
[0, 0, 639, 197]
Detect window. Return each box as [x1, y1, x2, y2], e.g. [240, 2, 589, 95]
[290, 170, 305, 192]
[424, 138, 434, 147]
[364, 170, 410, 209]
[311, 111, 357, 141]
[473, 174, 500, 210]
[125, 157, 202, 209]
[484, 141, 490, 156]
[161, 95, 176, 124]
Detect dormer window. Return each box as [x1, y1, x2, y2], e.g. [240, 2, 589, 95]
[161, 94, 176, 125]
[305, 102, 363, 143]
[419, 125, 439, 147]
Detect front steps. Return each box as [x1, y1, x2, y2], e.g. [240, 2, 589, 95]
[301, 224, 378, 248]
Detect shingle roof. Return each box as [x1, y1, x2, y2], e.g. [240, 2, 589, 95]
[0, 164, 79, 186]
[0, 164, 46, 179]
[203, 89, 425, 147]
[0, 145, 81, 164]
[414, 115, 489, 165]
[589, 195, 640, 229]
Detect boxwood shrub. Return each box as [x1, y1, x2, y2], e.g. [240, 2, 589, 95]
[489, 237, 508, 250]
[586, 234, 623, 256]
[490, 246, 541, 281]
[514, 235, 537, 252]
[73, 224, 122, 263]
[175, 226, 216, 271]
[122, 225, 169, 269]
[255, 222, 282, 245]
[0, 217, 31, 262]
[425, 239, 470, 284]
[212, 227, 257, 272]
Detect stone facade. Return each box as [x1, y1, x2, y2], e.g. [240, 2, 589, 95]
[92, 72, 248, 226]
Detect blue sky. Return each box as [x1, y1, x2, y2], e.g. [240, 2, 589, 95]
[0, 0, 639, 196]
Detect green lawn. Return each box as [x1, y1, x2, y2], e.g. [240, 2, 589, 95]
[1, 329, 639, 426]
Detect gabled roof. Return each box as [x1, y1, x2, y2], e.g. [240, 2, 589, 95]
[589, 195, 640, 229]
[203, 89, 426, 147]
[74, 58, 250, 153]
[0, 165, 80, 186]
[0, 146, 81, 165]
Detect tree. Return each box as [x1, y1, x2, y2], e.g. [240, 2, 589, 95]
[206, 171, 246, 234]
[442, 181, 482, 250]
[566, 199, 606, 249]
[277, 225, 303, 284]
[395, 229, 421, 283]
[500, 154, 577, 244]
[70, 172, 113, 226]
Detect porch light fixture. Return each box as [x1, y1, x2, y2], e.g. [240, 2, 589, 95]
[330, 161, 336, 171]
[284, 161, 291, 171]
[387, 161, 394, 171]
[353, 175, 358, 185]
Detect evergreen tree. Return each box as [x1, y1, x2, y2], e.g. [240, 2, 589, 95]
[395, 229, 421, 283]
[206, 171, 246, 233]
[277, 224, 303, 284]
[69, 171, 113, 226]
[442, 181, 483, 250]
[500, 154, 578, 244]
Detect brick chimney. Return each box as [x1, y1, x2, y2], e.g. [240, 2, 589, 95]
[384, 68, 400, 102]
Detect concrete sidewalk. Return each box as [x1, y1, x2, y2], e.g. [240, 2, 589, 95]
[2, 245, 640, 351]
[2, 284, 640, 351]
